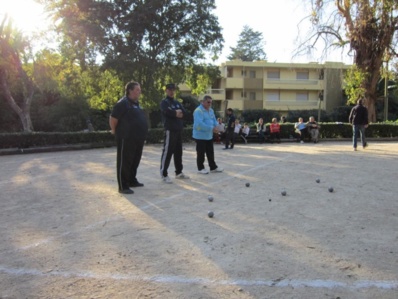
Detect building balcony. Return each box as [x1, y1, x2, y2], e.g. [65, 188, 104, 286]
[225, 78, 244, 89]
[265, 79, 323, 90]
[204, 89, 225, 101]
[226, 78, 324, 90]
[265, 100, 319, 110]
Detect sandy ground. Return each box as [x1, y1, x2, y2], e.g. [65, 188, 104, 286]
[0, 141, 397, 299]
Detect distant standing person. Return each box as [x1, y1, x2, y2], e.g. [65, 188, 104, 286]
[192, 96, 224, 174]
[223, 108, 235, 150]
[160, 83, 190, 183]
[349, 98, 369, 151]
[109, 81, 148, 194]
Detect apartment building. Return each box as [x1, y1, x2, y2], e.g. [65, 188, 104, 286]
[198, 60, 351, 116]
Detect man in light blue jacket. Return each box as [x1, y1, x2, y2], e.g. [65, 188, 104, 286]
[192, 96, 224, 174]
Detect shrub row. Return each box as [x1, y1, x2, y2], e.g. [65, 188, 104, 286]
[1, 123, 397, 149]
[0, 128, 193, 149]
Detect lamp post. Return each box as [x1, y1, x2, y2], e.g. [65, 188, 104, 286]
[318, 91, 323, 123]
[384, 60, 389, 121]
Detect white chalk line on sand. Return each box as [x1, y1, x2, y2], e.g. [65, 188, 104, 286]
[0, 265, 397, 290]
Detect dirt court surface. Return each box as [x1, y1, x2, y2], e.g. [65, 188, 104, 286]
[1, 141, 397, 299]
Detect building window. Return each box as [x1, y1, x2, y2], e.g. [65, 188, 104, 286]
[267, 71, 280, 80]
[249, 92, 256, 100]
[266, 91, 280, 101]
[297, 71, 309, 80]
[241, 91, 247, 98]
[296, 92, 309, 101]
[241, 70, 247, 77]
[249, 70, 256, 78]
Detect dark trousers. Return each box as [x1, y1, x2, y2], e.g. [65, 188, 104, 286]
[296, 129, 307, 141]
[258, 131, 265, 143]
[116, 138, 145, 190]
[195, 139, 218, 171]
[224, 130, 235, 148]
[160, 130, 183, 177]
[352, 125, 366, 148]
[270, 132, 281, 143]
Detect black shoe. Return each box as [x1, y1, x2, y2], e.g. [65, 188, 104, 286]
[119, 188, 134, 194]
[222, 147, 229, 150]
[130, 181, 144, 187]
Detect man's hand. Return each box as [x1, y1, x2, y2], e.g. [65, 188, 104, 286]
[109, 116, 118, 134]
[176, 109, 183, 118]
[213, 128, 219, 134]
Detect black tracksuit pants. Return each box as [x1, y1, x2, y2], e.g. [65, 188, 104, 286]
[160, 130, 183, 177]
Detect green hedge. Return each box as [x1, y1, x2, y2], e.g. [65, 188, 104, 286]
[0, 128, 195, 149]
[1, 123, 397, 149]
[254, 122, 398, 139]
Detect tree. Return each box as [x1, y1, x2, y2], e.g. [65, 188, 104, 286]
[0, 16, 35, 132]
[227, 25, 267, 61]
[40, 0, 224, 109]
[298, 0, 398, 122]
[81, 68, 124, 112]
[184, 64, 221, 96]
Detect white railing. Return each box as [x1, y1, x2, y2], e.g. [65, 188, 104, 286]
[265, 100, 318, 106]
[265, 79, 319, 85]
[206, 89, 224, 94]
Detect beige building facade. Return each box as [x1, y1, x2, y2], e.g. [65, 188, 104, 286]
[195, 60, 351, 117]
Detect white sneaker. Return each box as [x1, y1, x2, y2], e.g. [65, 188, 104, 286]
[197, 169, 209, 174]
[162, 176, 172, 183]
[300, 141, 304, 144]
[210, 168, 224, 173]
[176, 172, 190, 179]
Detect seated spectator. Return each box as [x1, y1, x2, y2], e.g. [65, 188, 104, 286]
[241, 122, 250, 144]
[294, 117, 307, 143]
[270, 118, 281, 143]
[307, 116, 320, 143]
[256, 118, 267, 144]
[214, 117, 225, 144]
[280, 116, 286, 123]
[233, 119, 242, 145]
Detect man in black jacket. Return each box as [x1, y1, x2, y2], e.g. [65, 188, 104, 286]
[349, 98, 369, 151]
[223, 108, 236, 149]
[109, 81, 148, 194]
[159, 83, 190, 183]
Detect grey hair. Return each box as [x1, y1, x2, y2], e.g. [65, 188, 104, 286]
[202, 95, 212, 102]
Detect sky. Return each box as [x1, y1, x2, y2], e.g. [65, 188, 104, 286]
[2, 0, 353, 65]
[213, 0, 352, 64]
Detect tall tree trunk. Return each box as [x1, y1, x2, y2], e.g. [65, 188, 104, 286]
[0, 70, 34, 132]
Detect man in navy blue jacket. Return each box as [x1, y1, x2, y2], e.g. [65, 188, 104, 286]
[349, 98, 369, 151]
[110, 81, 148, 194]
[159, 83, 190, 183]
